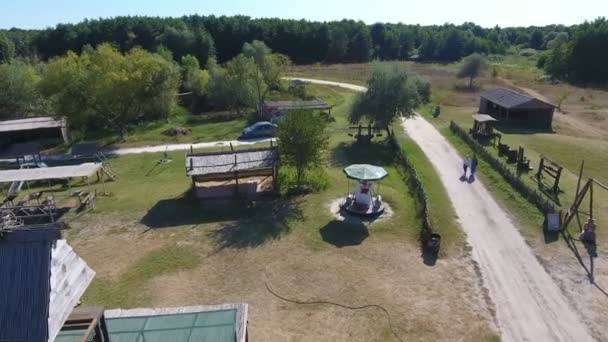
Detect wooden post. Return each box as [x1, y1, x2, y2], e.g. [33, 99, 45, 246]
[536, 157, 544, 182]
[554, 167, 562, 193]
[589, 181, 593, 219]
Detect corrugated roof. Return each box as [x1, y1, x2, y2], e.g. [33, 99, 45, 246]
[104, 304, 248, 342]
[263, 100, 331, 110]
[70, 143, 99, 157]
[0, 162, 102, 183]
[48, 240, 96, 342]
[0, 227, 94, 342]
[0, 116, 66, 133]
[186, 148, 279, 177]
[481, 88, 533, 108]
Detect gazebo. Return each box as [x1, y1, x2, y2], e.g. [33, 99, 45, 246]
[341, 164, 387, 217]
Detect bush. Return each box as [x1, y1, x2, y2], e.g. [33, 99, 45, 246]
[536, 52, 548, 68]
[519, 48, 537, 57]
[278, 165, 329, 192]
[287, 84, 313, 100]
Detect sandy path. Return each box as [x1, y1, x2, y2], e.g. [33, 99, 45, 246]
[401, 115, 591, 342]
[290, 77, 592, 341]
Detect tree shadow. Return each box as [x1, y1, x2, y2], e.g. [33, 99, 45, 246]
[330, 139, 397, 168]
[319, 220, 369, 248]
[140, 191, 300, 231]
[207, 198, 303, 250]
[453, 84, 481, 93]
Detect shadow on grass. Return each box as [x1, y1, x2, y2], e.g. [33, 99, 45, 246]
[319, 220, 369, 248]
[207, 199, 303, 250]
[330, 139, 397, 168]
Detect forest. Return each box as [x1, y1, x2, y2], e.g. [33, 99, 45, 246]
[1, 15, 605, 72]
[0, 15, 606, 138]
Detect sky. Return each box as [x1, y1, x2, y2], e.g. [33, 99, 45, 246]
[1, 0, 606, 29]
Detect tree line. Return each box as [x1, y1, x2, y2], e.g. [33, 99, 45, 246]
[540, 17, 608, 83]
[0, 38, 291, 140]
[0, 15, 577, 66]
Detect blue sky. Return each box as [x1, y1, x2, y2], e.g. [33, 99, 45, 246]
[2, 0, 606, 29]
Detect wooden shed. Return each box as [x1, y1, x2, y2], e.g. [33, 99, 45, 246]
[186, 145, 280, 199]
[479, 88, 555, 130]
[0, 116, 69, 148]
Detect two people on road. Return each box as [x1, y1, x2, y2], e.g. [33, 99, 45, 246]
[462, 155, 478, 180]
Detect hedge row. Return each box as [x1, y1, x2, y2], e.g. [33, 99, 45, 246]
[388, 135, 434, 240]
[449, 120, 557, 213]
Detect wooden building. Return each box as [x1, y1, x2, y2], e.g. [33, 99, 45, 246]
[479, 88, 555, 129]
[0, 116, 69, 148]
[186, 145, 280, 199]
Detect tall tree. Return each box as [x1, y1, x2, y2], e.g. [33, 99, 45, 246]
[207, 55, 257, 116]
[326, 27, 348, 62]
[350, 63, 423, 135]
[529, 30, 544, 49]
[39, 44, 180, 139]
[0, 62, 50, 119]
[456, 53, 488, 88]
[278, 110, 329, 189]
[242, 40, 289, 112]
[0, 32, 15, 63]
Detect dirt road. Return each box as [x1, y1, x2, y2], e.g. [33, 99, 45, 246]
[106, 137, 274, 156]
[291, 77, 592, 341]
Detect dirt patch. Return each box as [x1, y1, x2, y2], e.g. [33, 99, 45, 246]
[328, 197, 393, 225]
[146, 240, 497, 341]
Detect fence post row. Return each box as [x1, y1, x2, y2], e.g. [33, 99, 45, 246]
[449, 121, 556, 213]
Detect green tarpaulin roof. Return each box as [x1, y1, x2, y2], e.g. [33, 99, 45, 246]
[56, 304, 248, 342]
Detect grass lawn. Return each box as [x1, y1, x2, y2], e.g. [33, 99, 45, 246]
[54, 84, 496, 341]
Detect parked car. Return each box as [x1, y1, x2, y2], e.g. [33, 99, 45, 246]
[241, 121, 277, 138]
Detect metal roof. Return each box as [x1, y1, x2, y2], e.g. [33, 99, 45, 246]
[472, 114, 498, 122]
[263, 100, 331, 111]
[4, 142, 42, 157]
[186, 147, 279, 177]
[70, 142, 100, 156]
[0, 162, 102, 183]
[0, 116, 66, 133]
[480, 88, 554, 109]
[103, 304, 248, 342]
[0, 227, 95, 342]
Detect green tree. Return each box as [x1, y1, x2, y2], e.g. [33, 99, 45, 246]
[207, 55, 257, 116]
[529, 30, 544, 49]
[350, 63, 423, 135]
[456, 53, 488, 88]
[0, 62, 50, 119]
[39, 44, 180, 139]
[0, 32, 15, 63]
[278, 110, 329, 189]
[180, 54, 210, 111]
[242, 40, 289, 113]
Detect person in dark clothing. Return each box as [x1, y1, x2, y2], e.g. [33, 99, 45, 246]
[471, 155, 478, 176]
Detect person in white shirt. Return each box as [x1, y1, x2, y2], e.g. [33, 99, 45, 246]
[463, 155, 471, 176]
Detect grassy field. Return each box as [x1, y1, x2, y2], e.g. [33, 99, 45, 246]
[52, 84, 495, 341]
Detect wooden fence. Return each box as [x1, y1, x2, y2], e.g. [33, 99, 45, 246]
[388, 135, 434, 241]
[449, 120, 557, 213]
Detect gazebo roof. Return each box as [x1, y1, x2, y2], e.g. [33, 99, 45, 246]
[343, 164, 388, 181]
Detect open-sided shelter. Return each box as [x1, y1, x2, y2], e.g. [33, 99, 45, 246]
[0, 116, 69, 148]
[471, 114, 498, 138]
[186, 145, 280, 199]
[479, 88, 555, 129]
[262, 99, 332, 122]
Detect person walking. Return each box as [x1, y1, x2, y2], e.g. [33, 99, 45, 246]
[463, 155, 470, 176]
[470, 155, 478, 177]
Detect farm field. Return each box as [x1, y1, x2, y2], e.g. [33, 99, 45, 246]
[53, 84, 498, 341]
[289, 60, 608, 340]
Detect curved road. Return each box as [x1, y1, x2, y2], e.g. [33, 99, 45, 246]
[287, 77, 592, 341]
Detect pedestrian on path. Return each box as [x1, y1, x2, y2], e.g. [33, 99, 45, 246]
[463, 155, 470, 176]
[471, 155, 478, 176]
